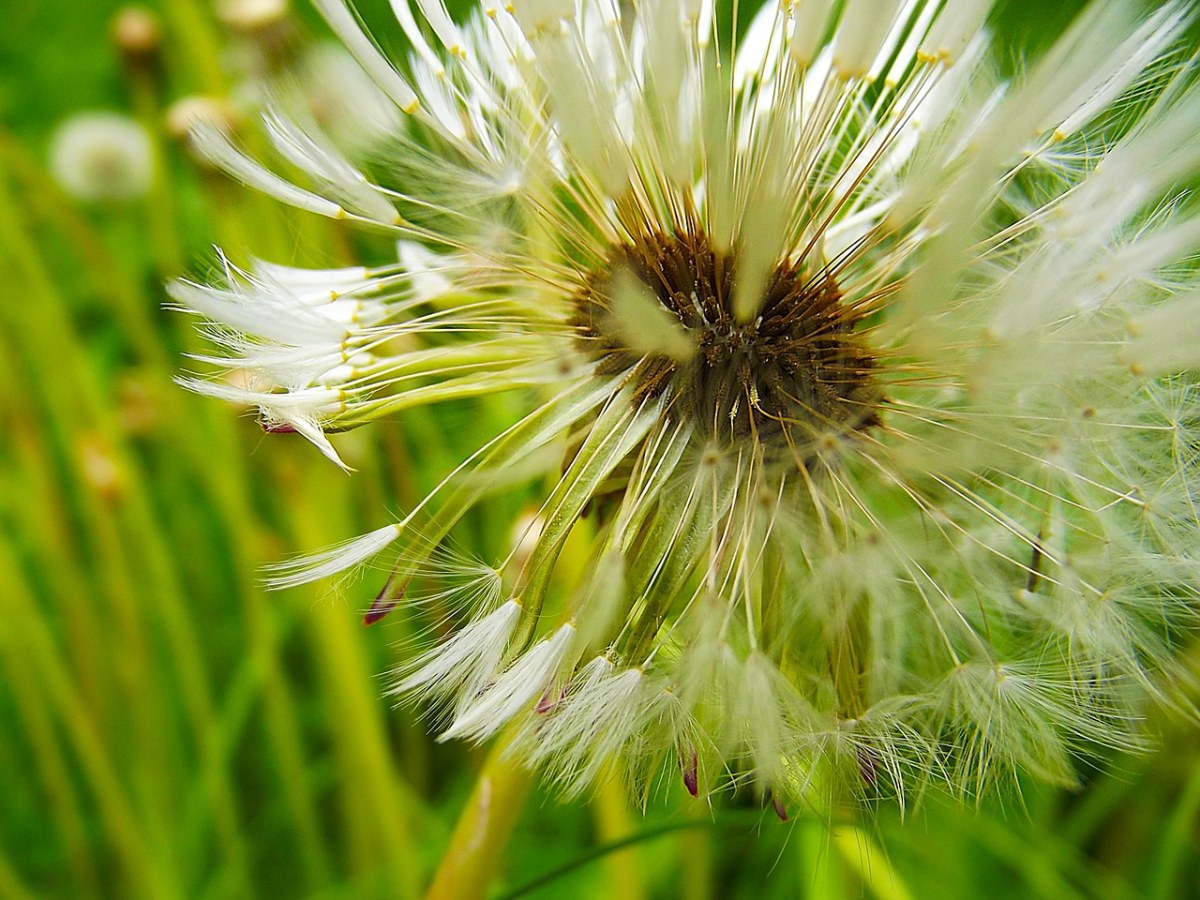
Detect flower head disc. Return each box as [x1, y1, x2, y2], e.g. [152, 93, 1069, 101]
[572, 209, 883, 451]
[176, 0, 1200, 807]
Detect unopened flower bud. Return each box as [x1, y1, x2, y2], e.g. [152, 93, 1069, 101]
[216, 0, 289, 33]
[111, 6, 162, 70]
[217, 0, 295, 63]
[165, 96, 239, 144]
[79, 434, 125, 504]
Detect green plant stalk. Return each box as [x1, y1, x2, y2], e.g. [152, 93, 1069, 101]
[306, 599, 423, 896]
[0, 130, 164, 365]
[1, 426, 104, 897]
[0, 573, 101, 896]
[246, 591, 338, 887]
[126, 49, 185, 278]
[0, 538, 174, 896]
[495, 812, 772, 900]
[831, 825, 914, 900]
[797, 818, 844, 900]
[157, 398, 337, 890]
[290, 460, 424, 897]
[4, 123, 355, 892]
[1147, 762, 1200, 900]
[0, 850, 37, 900]
[424, 736, 534, 900]
[680, 802, 713, 900]
[593, 775, 648, 900]
[162, 0, 228, 95]
[0, 170, 255, 896]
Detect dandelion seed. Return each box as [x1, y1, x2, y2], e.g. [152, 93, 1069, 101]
[388, 597, 520, 712]
[177, 0, 1200, 806]
[440, 622, 577, 742]
[264, 522, 402, 589]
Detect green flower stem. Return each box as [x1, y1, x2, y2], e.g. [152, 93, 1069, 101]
[831, 823, 914, 900]
[0, 537, 170, 896]
[680, 804, 714, 900]
[163, 0, 227, 95]
[0, 130, 164, 365]
[1147, 756, 1200, 900]
[797, 817, 845, 899]
[0, 851, 36, 900]
[0, 538, 102, 897]
[593, 775, 648, 900]
[126, 47, 185, 278]
[289, 464, 424, 897]
[425, 736, 534, 900]
[0, 170, 254, 897]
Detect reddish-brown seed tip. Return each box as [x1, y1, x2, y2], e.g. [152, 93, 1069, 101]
[536, 686, 565, 714]
[768, 790, 788, 823]
[683, 748, 699, 797]
[364, 574, 411, 626]
[858, 747, 878, 788]
[362, 597, 399, 626]
[260, 418, 297, 434]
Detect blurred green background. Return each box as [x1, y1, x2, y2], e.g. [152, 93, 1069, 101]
[1, 0, 1198, 897]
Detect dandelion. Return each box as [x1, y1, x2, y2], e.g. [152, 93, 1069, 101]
[176, 0, 1200, 807]
[50, 112, 153, 203]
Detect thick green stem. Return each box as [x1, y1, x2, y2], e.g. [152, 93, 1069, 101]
[593, 775, 647, 900]
[424, 738, 533, 900]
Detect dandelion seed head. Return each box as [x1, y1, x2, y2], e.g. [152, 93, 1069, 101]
[176, 0, 1200, 808]
[50, 112, 153, 203]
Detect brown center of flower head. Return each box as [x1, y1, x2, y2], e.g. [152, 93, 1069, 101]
[572, 221, 882, 449]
